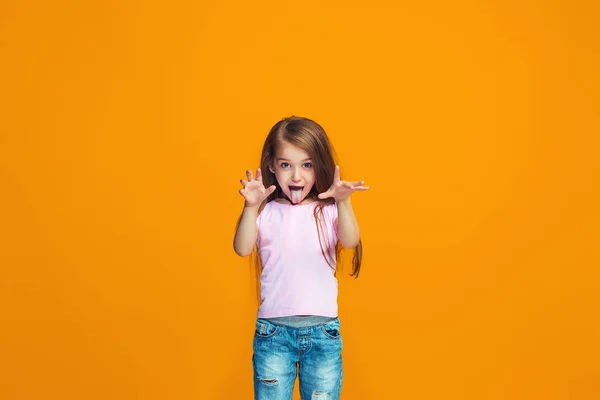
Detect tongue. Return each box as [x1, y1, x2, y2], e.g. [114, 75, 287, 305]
[290, 188, 303, 204]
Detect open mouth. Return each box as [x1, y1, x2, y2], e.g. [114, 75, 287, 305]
[289, 186, 304, 203]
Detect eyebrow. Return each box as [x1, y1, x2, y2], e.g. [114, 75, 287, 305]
[276, 158, 312, 162]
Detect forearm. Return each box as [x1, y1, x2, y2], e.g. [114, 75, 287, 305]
[233, 205, 259, 257]
[336, 198, 360, 248]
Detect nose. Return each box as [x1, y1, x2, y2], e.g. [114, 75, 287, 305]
[292, 168, 302, 182]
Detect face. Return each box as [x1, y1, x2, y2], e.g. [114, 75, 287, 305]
[269, 141, 316, 205]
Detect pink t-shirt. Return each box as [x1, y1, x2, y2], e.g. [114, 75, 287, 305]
[256, 200, 339, 318]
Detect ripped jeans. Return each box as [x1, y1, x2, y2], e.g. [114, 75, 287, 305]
[252, 318, 343, 400]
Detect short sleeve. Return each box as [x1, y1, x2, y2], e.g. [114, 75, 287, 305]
[327, 202, 339, 238]
[257, 201, 270, 230]
[256, 202, 270, 247]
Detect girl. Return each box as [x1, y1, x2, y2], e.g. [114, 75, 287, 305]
[233, 116, 368, 400]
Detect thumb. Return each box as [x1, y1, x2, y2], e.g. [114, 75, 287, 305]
[267, 185, 276, 195]
[318, 191, 329, 199]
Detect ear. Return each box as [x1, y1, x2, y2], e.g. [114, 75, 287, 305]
[268, 165, 275, 174]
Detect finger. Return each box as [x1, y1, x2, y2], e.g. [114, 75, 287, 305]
[246, 169, 254, 181]
[256, 168, 263, 181]
[348, 180, 365, 187]
[239, 188, 245, 197]
[266, 185, 276, 195]
[334, 165, 340, 182]
[318, 191, 331, 199]
[240, 179, 247, 187]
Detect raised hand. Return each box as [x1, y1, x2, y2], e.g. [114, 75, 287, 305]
[239, 168, 276, 207]
[317, 165, 369, 202]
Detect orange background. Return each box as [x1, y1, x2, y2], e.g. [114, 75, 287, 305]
[1, 1, 599, 399]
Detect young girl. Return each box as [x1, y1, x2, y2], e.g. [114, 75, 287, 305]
[233, 116, 368, 400]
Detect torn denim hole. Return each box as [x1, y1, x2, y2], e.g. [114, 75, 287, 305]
[312, 390, 329, 399]
[258, 377, 278, 386]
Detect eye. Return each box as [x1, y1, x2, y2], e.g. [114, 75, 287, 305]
[280, 162, 290, 168]
[303, 163, 313, 168]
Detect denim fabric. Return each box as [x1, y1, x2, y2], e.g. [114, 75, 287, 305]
[265, 316, 335, 328]
[252, 318, 343, 400]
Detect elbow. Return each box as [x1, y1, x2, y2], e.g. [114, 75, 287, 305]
[338, 223, 360, 249]
[233, 234, 256, 257]
[340, 236, 360, 249]
[233, 243, 252, 258]
[341, 241, 360, 249]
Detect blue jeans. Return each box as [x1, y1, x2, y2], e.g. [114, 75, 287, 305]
[252, 318, 343, 400]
